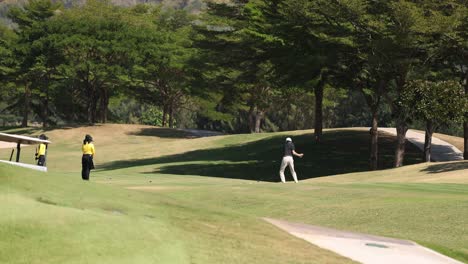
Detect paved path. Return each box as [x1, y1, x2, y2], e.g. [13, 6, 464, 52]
[379, 127, 463, 161]
[264, 218, 463, 264]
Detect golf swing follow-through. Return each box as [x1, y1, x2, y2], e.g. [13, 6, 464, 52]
[279, 137, 304, 183]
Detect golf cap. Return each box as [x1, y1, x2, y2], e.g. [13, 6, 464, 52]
[286, 137, 292, 142]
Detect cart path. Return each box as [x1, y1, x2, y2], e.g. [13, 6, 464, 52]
[379, 128, 463, 161]
[264, 218, 463, 264]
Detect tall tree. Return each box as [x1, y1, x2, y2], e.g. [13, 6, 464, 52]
[401, 80, 467, 161]
[388, 0, 467, 166]
[0, 25, 18, 125]
[430, 1, 468, 158]
[192, 0, 279, 133]
[129, 6, 194, 128]
[246, 0, 349, 141]
[317, 0, 395, 169]
[0, 25, 16, 81]
[48, 1, 133, 123]
[7, 0, 61, 127]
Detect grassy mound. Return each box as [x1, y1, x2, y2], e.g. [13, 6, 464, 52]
[1, 124, 467, 263]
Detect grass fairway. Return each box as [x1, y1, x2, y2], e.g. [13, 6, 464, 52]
[1, 124, 467, 263]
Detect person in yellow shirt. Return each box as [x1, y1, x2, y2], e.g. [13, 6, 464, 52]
[81, 134, 95, 180]
[35, 134, 48, 166]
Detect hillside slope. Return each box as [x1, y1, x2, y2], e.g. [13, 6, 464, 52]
[1, 124, 423, 178]
[1, 124, 467, 263]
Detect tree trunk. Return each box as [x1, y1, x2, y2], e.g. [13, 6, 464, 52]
[91, 91, 98, 124]
[369, 108, 378, 170]
[464, 74, 468, 160]
[87, 99, 92, 124]
[423, 120, 434, 162]
[43, 75, 50, 128]
[22, 83, 30, 127]
[394, 120, 408, 167]
[87, 85, 97, 124]
[162, 104, 167, 127]
[99, 87, 109, 123]
[254, 110, 264, 133]
[168, 103, 174, 128]
[464, 119, 468, 160]
[248, 105, 255, 133]
[42, 93, 49, 128]
[314, 81, 324, 143]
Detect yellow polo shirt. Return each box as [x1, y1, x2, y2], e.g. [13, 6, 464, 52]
[82, 143, 95, 155]
[38, 143, 46, 156]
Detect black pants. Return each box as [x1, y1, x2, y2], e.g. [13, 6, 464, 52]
[82, 154, 93, 180]
[37, 155, 45, 166]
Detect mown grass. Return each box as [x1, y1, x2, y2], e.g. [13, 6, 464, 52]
[0, 163, 355, 264]
[1, 124, 467, 263]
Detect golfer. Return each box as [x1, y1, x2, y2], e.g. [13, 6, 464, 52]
[279, 137, 304, 183]
[35, 134, 48, 166]
[81, 134, 95, 181]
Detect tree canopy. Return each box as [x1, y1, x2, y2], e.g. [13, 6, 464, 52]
[1, 0, 467, 165]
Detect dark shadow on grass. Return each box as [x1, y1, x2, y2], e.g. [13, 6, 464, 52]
[127, 127, 224, 139]
[99, 130, 423, 182]
[421, 162, 468, 174]
[426, 142, 464, 162]
[127, 127, 195, 138]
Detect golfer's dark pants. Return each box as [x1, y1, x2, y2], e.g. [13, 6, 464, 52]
[82, 154, 92, 180]
[37, 155, 45, 166]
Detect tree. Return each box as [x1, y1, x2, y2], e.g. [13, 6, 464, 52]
[0, 24, 16, 82]
[429, 1, 468, 159]
[129, 6, 194, 128]
[48, 1, 136, 123]
[0, 25, 18, 125]
[246, 0, 346, 141]
[316, 0, 395, 169]
[7, 0, 61, 127]
[328, 0, 461, 167]
[401, 80, 467, 161]
[192, 0, 279, 133]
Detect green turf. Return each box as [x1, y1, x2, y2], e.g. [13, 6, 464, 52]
[1, 125, 467, 263]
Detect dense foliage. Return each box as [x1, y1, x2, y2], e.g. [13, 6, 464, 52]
[0, 0, 467, 165]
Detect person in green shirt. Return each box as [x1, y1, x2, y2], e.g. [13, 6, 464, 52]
[81, 134, 95, 180]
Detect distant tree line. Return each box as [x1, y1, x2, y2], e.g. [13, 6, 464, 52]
[0, 0, 467, 167]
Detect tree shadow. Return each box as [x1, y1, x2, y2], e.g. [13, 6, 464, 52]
[421, 162, 468, 174]
[426, 142, 464, 162]
[127, 127, 199, 139]
[99, 130, 423, 182]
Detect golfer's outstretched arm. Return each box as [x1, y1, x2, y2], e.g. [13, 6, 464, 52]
[292, 150, 304, 158]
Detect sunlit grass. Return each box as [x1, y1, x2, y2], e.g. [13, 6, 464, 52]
[1, 124, 467, 263]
